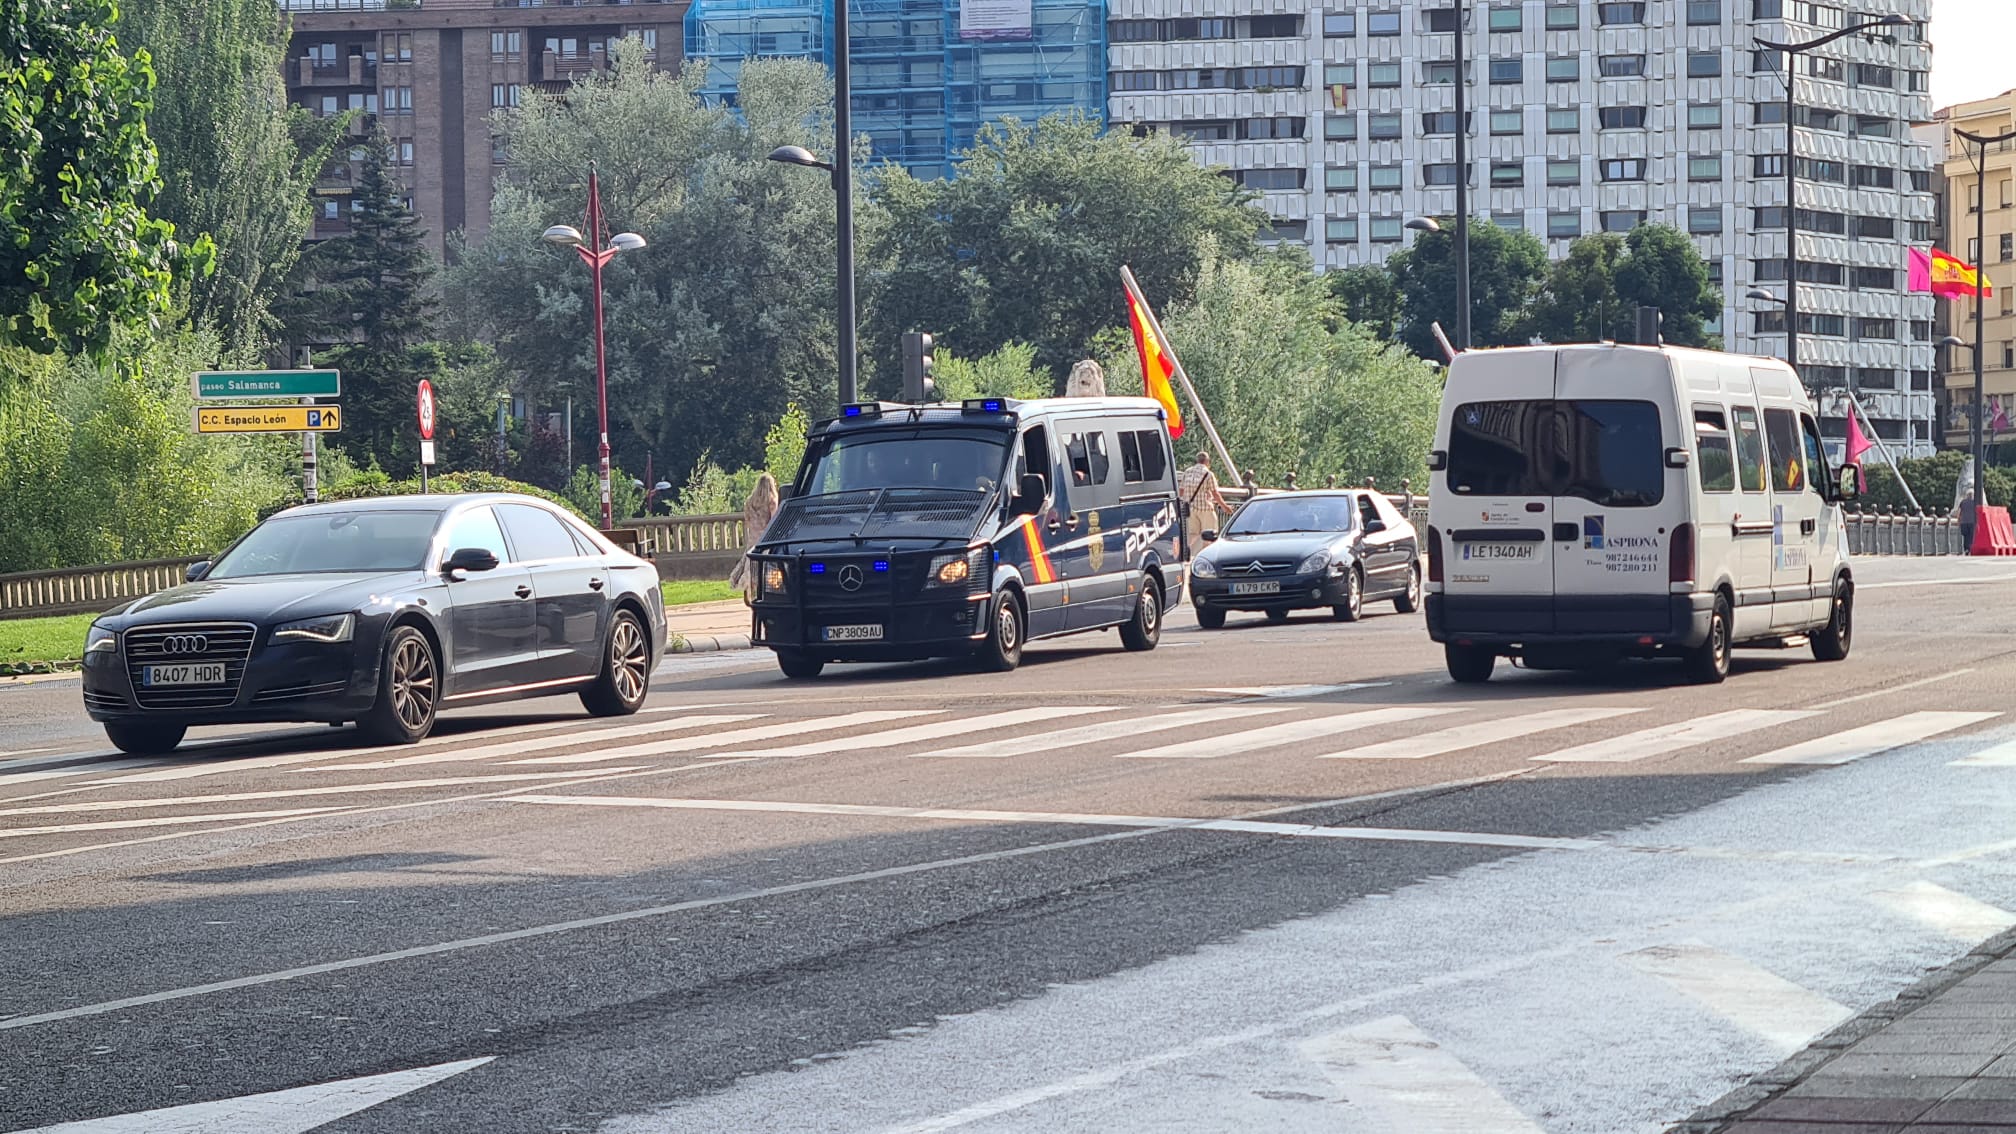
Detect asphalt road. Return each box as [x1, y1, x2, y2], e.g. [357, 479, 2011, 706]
[7, 559, 2016, 1133]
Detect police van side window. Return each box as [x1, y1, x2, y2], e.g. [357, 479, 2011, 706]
[1135, 429, 1170, 484]
[1730, 406, 1768, 493]
[1064, 433, 1093, 487]
[1020, 426, 1051, 491]
[1695, 408, 1736, 493]
[1763, 408, 1806, 493]
[1086, 432, 1112, 485]
[1119, 432, 1145, 483]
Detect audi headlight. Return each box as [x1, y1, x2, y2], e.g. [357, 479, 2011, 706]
[85, 624, 117, 653]
[928, 554, 971, 587]
[761, 563, 788, 596]
[1191, 557, 1219, 579]
[1297, 549, 1332, 575]
[273, 613, 355, 644]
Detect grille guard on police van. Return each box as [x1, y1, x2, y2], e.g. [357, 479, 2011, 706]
[749, 545, 993, 652]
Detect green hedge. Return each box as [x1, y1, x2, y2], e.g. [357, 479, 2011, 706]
[269, 470, 586, 519]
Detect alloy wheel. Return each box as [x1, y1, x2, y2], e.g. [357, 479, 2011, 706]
[390, 635, 436, 731]
[611, 616, 649, 703]
[997, 601, 1020, 654]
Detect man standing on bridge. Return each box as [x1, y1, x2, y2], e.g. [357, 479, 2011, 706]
[1177, 451, 1229, 553]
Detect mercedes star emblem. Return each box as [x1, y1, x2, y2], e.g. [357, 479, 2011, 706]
[839, 565, 865, 592]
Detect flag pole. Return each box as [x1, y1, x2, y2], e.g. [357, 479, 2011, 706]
[1844, 389, 1921, 512]
[1121, 265, 1239, 480]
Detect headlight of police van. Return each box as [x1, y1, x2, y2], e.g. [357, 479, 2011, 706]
[85, 623, 117, 654]
[1297, 549, 1333, 575]
[1191, 557, 1219, 579]
[761, 562, 789, 596]
[272, 613, 355, 644]
[927, 553, 971, 587]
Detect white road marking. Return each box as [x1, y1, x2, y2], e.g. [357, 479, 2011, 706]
[1871, 880, 2016, 941]
[96, 749, 392, 784]
[1811, 669, 1977, 709]
[1324, 708, 1644, 760]
[1950, 736, 2016, 766]
[1537, 710, 1820, 764]
[0, 747, 55, 763]
[1198, 683, 1391, 699]
[920, 706, 1290, 759]
[1302, 1015, 1549, 1134]
[15, 1056, 494, 1133]
[505, 710, 949, 765]
[1117, 707, 1458, 759]
[0, 733, 293, 773]
[0, 769, 650, 818]
[1, 759, 162, 787]
[309, 713, 770, 770]
[505, 795, 1602, 851]
[1742, 711, 2001, 766]
[1863, 574, 2016, 589]
[0, 808, 352, 839]
[681, 707, 1117, 761]
[1622, 942, 1850, 1051]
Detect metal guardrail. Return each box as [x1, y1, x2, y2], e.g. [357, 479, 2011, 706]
[0, 557, 206, 620]
[1842, 508, 1966, 556]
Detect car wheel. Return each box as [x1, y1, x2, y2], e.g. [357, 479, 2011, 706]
[1683, 595, 1733, 685]
[1265, 608, 1290, 624]
[977, 590, 1025, 672]
[358, 624, 439, 745]
[1445, 643, 1495, 684]
[1395, 562, 1423, 614]
[1195, 605, 1226, 630]
[105, 721, 186, 755]
[1334, 568, 1364, 622]
[1811, 580, 1853, 662]
[775, 649, 825, 679]
[581, 608, 651, 716]
[1120, 581, 1161, 651]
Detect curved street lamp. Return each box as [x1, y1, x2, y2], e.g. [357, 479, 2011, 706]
[768, 144, 857, 405]
[543, 168, 647, 530]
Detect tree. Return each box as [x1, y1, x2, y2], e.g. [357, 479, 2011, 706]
[1385, 220, 1549, 360]
[864, 114, 1269, 388]
[762, 402, 810, 483]
[932, 342, 1052, 402]
[1327, 264, 1401, 342]
[1, 0, 207, 358]
[114, 0, 333, 361]
[1523, 226, 1722, 348]
[447, 51, 844, 487]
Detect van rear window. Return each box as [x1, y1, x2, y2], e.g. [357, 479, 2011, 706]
[1447, 399, 1666, 507]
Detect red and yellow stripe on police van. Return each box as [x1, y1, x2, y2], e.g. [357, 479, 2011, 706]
[1015, 516, 1057, 584]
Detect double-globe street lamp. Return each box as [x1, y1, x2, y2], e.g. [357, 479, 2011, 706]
[768, 144, 859, 406]
[1753, 14, 1908, 371]
[1952, 126, 2016, 540]
[543, 166, 646, 531]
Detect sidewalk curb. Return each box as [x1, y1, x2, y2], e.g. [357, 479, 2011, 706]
[666, 633, 753, 655]
[1666, 923, 2016, 1133]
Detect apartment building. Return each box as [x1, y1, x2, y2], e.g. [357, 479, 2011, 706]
[1935, 90, 2016, 453]
[1106, 0, 1940, 455]
[282, 0, 688, 260]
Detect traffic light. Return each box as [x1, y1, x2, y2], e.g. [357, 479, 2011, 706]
[901, 332, 935, 401]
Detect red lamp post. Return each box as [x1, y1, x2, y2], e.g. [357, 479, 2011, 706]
[544, 166, 646, 530]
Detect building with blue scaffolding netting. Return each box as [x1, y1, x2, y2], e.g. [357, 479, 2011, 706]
[685, 0, 1104, 179]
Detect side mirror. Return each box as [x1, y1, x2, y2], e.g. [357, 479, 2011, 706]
[1837, 465, 1861, 502]
[1364, 519, 1387, 534]
[1015, 473, 1047, 515]
[1202, 529, 1219, 542]
[444, 547, 501, 575]
[185, 561, 211, 582]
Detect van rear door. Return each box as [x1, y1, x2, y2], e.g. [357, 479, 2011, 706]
[1548, 350, 1687, 636]
[1440, 354, 1557, 634]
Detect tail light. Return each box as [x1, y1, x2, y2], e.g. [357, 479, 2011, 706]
[1427, 525, 1444, 584]
[1669, 522, 1695, 585]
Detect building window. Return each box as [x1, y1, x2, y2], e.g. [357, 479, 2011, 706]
[1324, 115, 1359, 140]
[1855, 366, 1898, 387]
[1688, 207, 1723, 234]
[1754, 102, 1786, 124]
[1688, 103, 1722, 129]
[1492, 211, 1525, 231]
[1111, 71, 1159, 92]
[1751, 49, 1783, 73]
[1547, 108, 1579, 133]
[2003, 234, 2014, 262]
[1753, 209, 1785, 231]
[1600, 210, 1647, 232]
[1545, 3, 1578, 28]
[1546, 57, 1580, 83]
[317, 94, 338, 117]
[1687, 51, 1721, 78]
[1489, 58, 1523, 84]
[1687, 0, 1721, 23]
[1368, 62, 1401, 87]
[1369, 165, 1403, 190]
[1231, 168, 1304, 190]
[1753, 0, 1781, 15]
[1548, 211, 1582, 238]
[1802, 55, 1843, 81]
[1324, 63, 1357, 87]
[1807, 314, 1847, 337]
[1599, 54, 1645, 78]
[1422, 61, 1456, 85]
[1796, 158, 1846, 184]
[1797, 208, 1847, 235]
[1488, 7, 1521, 31]
[492, 135, 509, 164]
[1546, 159, 1581, 186]
[1753, 154, 1785, 177]
[1600, 159, 1645, 182]
[1323, 12, 1357, 36]
[1424, 163, 1462, 186]
[1598, 106, 1647, 129]
[1853, 63, 1894, 89]
[1853, 319, 1897, 341]
[1909, 220, 1933, 242]
[1490, 161, 1524, 187]
[1326, 217, 1360, 242]
[1802, 107, 1842, 131]
[1236, 67, 1303, 90]
[1597, 2, 1645, 25]
[1491, 109, 1523, 134]
[1421, 112, 1463, 136]
[1325, 166, 1358, 192]
[1370, 216, 1404, 242]
[1368, 113, 1402, 140]
[1109, 19, 1162, 42]
[1689, 154, 1722, 181]
[491, 84, 520, 109]
[1851, 165, 1895, 189]
[321, 199, 339, 221]
[490, 30, 522, 59]
[396, 140, 414, 165]
[1755, 311, 1786, 334]
[1855, 115, 1894, 138]
[383, 86, 412, 114]
[1168, 18, 1232, 39]
[1367, 11, 1401, 36]
[1245, 15, 1300, 37]
[382, 33, 411, 62]
[1853, 267, 1897, 291]
[1854, 216, 1895, 240]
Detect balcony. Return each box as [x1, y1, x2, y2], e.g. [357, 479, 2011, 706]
[540, 49, 611, 81]
[294, 55, 376, 87]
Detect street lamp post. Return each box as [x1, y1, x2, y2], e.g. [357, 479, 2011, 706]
[543, 167, 647, 531]
[1754, 14, 1907, 372]
[1954, 127, 2016, 543]
[769, 143, 858, 406]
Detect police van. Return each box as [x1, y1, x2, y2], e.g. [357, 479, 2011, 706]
[748, 397, 1184, 678]
[1424, 344, 1857, 685]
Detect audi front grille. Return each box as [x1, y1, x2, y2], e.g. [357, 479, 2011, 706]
[123, 622, 258, 710]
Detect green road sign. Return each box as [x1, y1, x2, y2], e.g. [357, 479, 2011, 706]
[192, 369, 342, 399]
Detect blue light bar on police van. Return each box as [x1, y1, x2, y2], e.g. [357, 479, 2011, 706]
[841, 402, 882, 419]
[961, 398, 1007, 413]
[808, 562, 827, 574]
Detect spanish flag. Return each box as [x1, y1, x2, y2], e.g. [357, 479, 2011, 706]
[1126, 290, 1185, 438]
[1910, 247, 1995, 299]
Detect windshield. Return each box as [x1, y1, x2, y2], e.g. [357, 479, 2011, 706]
[207, 511, 439, 578]
[802, 429, 1012, 496]
[1447, 399, 1666, 508]
[1226, 496, 1357, 536]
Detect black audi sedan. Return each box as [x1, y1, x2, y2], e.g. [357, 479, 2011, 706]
[81, 494, 667, 754]
[1188, 490, 1421, 628]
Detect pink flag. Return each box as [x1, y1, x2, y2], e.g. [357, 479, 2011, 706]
[1844, 403, 1873, 492]
[1908, 247, 1934, 293]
